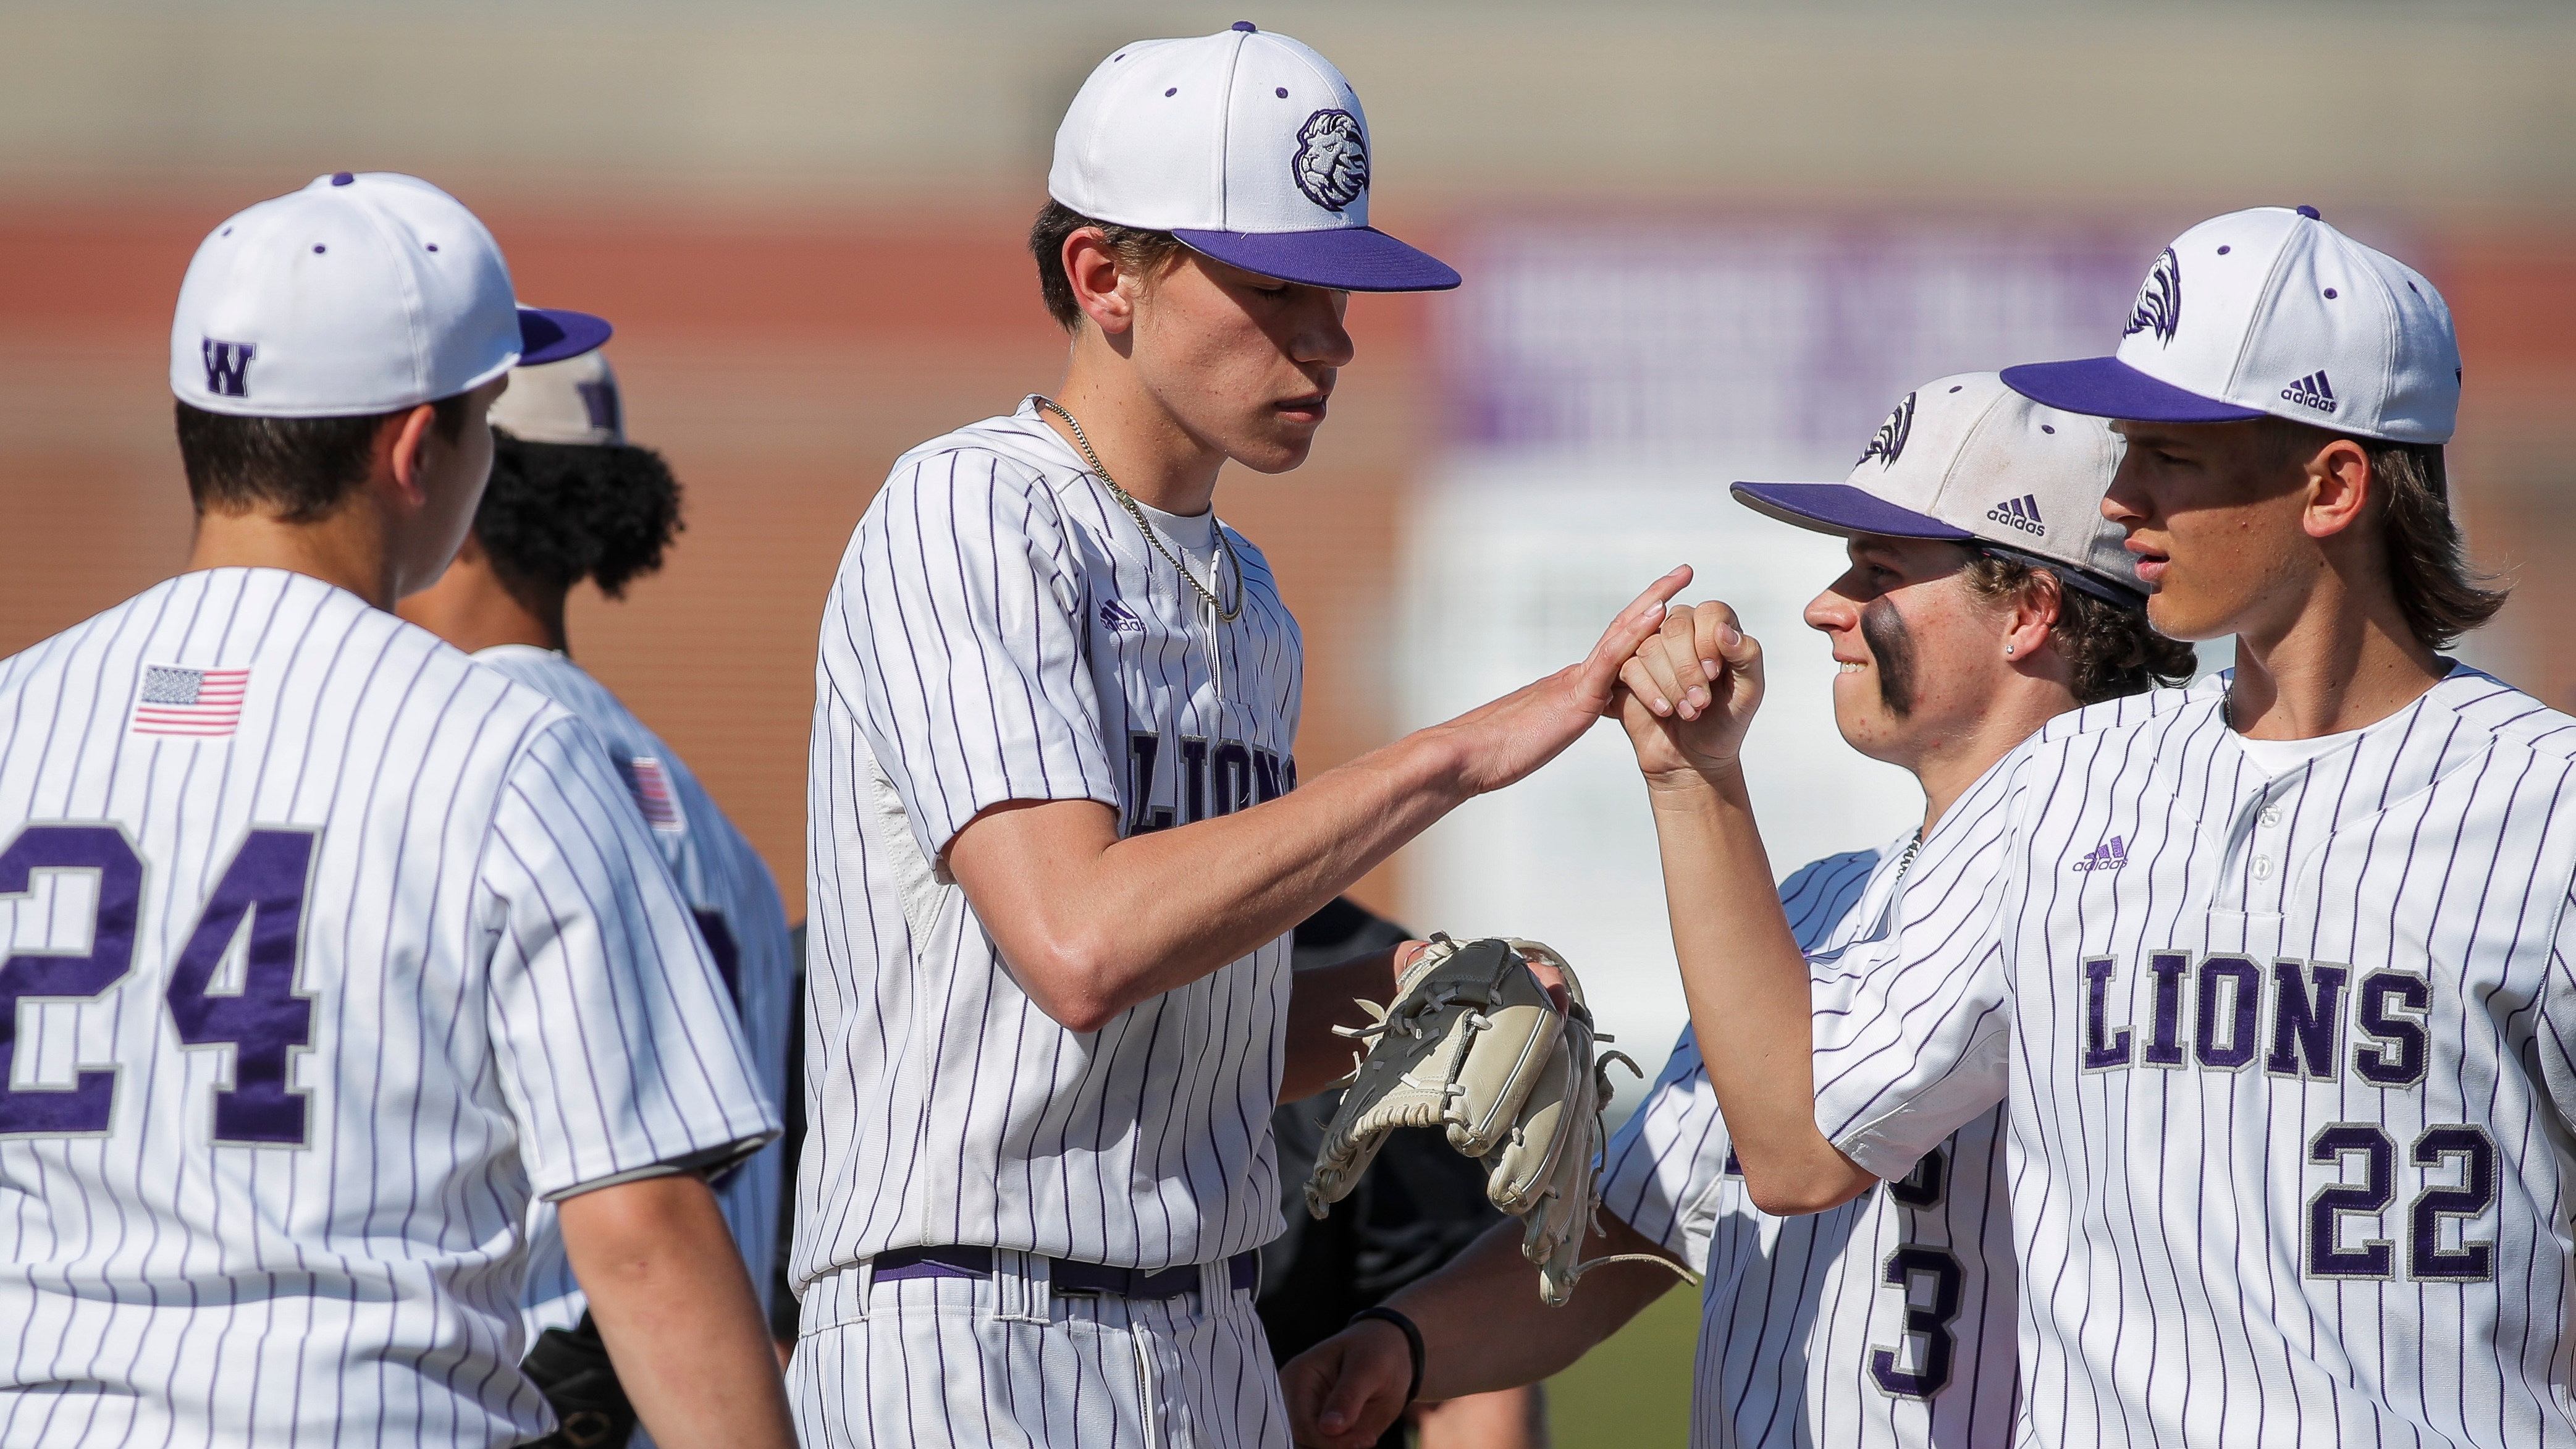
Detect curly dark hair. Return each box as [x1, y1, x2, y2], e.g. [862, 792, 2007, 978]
[1961, 554, 2197, 704]
[476, 430, 683, 599]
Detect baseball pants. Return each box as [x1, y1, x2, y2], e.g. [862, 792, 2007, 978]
[788, 1251, 1289, 1448]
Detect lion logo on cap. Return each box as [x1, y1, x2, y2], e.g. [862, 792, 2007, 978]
[1292, 109, 1370, 213]
[2124, 247, 2182, 345]
[1858, 392, 1916, 468]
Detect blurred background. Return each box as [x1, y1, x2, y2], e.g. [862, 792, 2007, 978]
[2, 1, 2570, 1433]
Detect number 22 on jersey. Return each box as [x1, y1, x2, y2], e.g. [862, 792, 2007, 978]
[0, 822, 321, 1144]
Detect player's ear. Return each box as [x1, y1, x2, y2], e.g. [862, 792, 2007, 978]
[1062, 228, 1138, 338]
[2001, 569, 2061, 662]
[380, 403, 442, 507]
[2300, 436, 2374, 541]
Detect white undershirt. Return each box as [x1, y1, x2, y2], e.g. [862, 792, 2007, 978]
[2233, 730, 2365, 777]
[1133, 497, 1219, 583]
[2230, 701, 2420, 777]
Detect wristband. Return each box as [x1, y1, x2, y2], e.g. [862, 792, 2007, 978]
[1347, 1305, 1426, 1409]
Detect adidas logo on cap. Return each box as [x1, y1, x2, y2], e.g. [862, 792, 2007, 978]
[2281, 370, 2338, 415]
[1985, 493, 2046, 536]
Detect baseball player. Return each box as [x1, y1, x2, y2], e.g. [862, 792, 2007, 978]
[0, 173, 791, 1448]
[1284, 376, 2196, 1448]
[1622, 208, 2572, 1446]
[398, 346, 797, 1439]
[794, 24, 1685, 1447]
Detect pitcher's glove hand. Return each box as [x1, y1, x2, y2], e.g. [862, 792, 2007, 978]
[520, 1312, 635, 1449]
[1303, 935, 1688, 1305]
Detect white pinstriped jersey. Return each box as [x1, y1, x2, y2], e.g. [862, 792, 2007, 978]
[0, 568, 777, 1448]
[1817, 667, 2576, 1447]
[471, 646, 794, 1336]
[1602, 837, 2017, 1448]
[801, 398, 1303, 1286]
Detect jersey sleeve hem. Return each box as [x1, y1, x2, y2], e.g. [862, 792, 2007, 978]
[543, 1131, 782, 1203]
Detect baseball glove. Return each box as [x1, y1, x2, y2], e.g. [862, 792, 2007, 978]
[1303, 935, 1693, 1306]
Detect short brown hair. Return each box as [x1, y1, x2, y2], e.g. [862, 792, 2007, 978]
[2263, 418, 2505, 650]
[1961, 554, 2198, 704]
[175, 395, 470, 522]
[1028, 199, 1187, 332]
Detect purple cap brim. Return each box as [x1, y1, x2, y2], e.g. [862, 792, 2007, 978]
[518, 308, 613, 366]
[1171, 226, 1461, 292]
[1729, 481, 1976, 542]
[2000, 357, 2267, 425]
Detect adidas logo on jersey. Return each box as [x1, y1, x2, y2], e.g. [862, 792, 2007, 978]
[2281, 370, 2338, 414]
[1100, 599, 1146, 633]
[2069, 835, 2128, 872]
[1986, 494, 2045, 537]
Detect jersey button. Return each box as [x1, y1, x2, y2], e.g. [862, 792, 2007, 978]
[2252, 855, 2274, 880]
[2258, 806, 2282, 828]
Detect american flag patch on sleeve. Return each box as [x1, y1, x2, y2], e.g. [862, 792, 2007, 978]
[626, 756, 683, 832]
[130, 664, 251, 738]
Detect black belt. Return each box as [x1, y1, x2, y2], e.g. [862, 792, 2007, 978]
[872, 1245, 1259, 1300]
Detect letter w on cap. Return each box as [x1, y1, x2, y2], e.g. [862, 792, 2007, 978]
[201, 339, 256, 399]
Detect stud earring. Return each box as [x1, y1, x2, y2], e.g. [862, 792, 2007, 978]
[2005, 644, 2016, 656]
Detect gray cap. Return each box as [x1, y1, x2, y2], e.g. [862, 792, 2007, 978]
[1731, 371, 2142, 604]
[488, 345, 623, 446]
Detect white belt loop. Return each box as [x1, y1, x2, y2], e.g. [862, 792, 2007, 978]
[1197, 1259, 1229, 1311]
[797, 1261, 873, 1337]
[990, 1249, 1051, 1325]
[851, 1256, 875, 1322]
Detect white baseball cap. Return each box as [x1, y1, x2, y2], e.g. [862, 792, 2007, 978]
[489, 348, 624, 446]
[2002, 206, 2459, 444]
[171, 172, 610, 418]
[1049, 21, 1458, 292]
[1733, 373, 2144, 604]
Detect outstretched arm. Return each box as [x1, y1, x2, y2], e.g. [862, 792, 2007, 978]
[1282, 1213, 1684, 1449]
[948, 568, 1692, 1033]
[1615, 602, 1879, 1215]
[561, 1175, 795, 1449]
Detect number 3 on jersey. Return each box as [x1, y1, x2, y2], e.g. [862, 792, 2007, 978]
[1, 822, 320, 1144]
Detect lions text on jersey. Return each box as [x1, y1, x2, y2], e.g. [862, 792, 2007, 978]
[1817, 670, 2576, 1447]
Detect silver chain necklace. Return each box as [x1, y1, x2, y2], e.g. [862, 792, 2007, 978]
[1035, 397, 1245, 625]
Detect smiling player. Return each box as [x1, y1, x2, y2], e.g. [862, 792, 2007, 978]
[1282, 376, 2193, 1449]
[792, 23, 1685, 1448]
[1622, 208, 2576, 1447]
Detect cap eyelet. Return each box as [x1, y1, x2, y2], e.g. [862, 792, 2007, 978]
[312, 244, 326, 254]
[330, 172, 353, 186]
[2041, 425, 2056, 434]
[426, 243, 439, 252]
[2323, 288, 2338, 299]
[1276, 87, 1289, 98]
[1949, 385, 1963, 393]
[2216, 245, 2231, 255]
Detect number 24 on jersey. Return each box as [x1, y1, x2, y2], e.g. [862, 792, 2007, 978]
[0, 822, 321, 1145]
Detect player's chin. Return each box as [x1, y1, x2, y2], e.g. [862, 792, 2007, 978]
[1229, 427, 1320, 475]
[2143, 581, 2231, 644]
